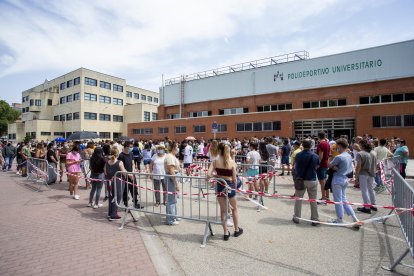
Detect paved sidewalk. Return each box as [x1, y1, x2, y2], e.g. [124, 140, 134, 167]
[0, 171, 158, 276]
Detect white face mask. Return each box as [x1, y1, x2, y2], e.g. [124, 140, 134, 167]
[157, 149, 165, 155]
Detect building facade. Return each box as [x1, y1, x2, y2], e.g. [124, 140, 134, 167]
[127, 40, 414, 156]
[8, 68, 159, 141]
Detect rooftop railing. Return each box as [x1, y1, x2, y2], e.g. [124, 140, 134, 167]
[164, 50, 309, 86]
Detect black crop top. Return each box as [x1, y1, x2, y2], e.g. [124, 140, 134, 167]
[215, 168, 233, 177]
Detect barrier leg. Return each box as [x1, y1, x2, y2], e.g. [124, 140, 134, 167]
[382, 209, 394, 224]
[209, 222, 214, 236]
[382, 248, 410, 271]
[119, 208, 129, 230]
[201, 222, 212, 248]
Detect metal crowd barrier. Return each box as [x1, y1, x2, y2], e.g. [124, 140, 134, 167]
[235, 155, 247, 164]
[112, 171, 229, 247]
[189, 160, 211, 178]
[237, 163, 276, 207]
[382, 168, 414, 271]
[26, 157, 50, 191]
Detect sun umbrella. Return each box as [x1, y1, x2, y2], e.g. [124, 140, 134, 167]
[185, 136, 196, 141]
[54, 137, 66, 142]
[67, 131, 99, 141]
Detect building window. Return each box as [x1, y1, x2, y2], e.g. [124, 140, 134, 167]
[99, 132, 111, 139]
[217, 124, 227, 132]
[188, 111, 211, 118]
[148, 96, 153, 102]
[257, 103, 292, 112]
[158, 127, 169, 134]
[59, 114, 65, 121]
[22, 97, 25, 103]
[84, 112, 97, 120]
[66, 113, 72, 121]
[141, 94, 146, 101]
[219, 107, 248, 115]
[132, 128, 153, 135]
[67, 80, 73, 88]
[54, 115, 59, 121]
[113, 115, 123, 122]
[134, 93, 139, 99]
[85, 77, 97, 86]
[99, 114, 111, 121]
[74, 77, 80, 85]
[168, 113, 181, 119]
[84, 93, 97, 101]
[48, 99, 53, 106]
[152, 112, 158, 121]
[41, 132, 51, 136]
[99, 95, 111, 104]
[113, 84, 123, 92]
[193, 125, 206, 133]
[236, 121, 281, 132]
[66, 95, 73, 103]
[361, 92, 414, 104]
[154, 97, 159, 103]
[144, 111, 150, 121]
[404, 115, 414, 126]
[126, 91, 132, 98]
[35, 99, 41, 106]
[73, 112, 80, 120]
[175, 126, 186, 134]
[373, 114, 414, 128]
[73, 93, 80, 101]
[113, 98, 123, 105]
[60, 82, 66, 90]
[303, 99, 346, 109]
[100, 81, 111, 90]
[29, 99, 34, 106]
[60, 97, 66, 104]
[54, 132, 65, 136]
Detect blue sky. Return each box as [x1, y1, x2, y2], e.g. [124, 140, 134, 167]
[0, 0, 413, 104]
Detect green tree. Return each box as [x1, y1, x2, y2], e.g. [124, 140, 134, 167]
[0, 100, 21, 137]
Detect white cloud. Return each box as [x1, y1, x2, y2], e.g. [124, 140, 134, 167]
[0, 0, 413, 96]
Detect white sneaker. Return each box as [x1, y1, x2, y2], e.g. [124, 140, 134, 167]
[74, 195, 80, 200]
[93, 204, 98, 209]
[87, 203, 93, 207]
[226, 219, 234, 227]
[16, 171, 20, 175]
[176, 217, 182, 221]
[97, 203, 103, 208]
[167, 220, 180, 225]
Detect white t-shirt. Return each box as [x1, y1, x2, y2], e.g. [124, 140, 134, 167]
[151, 154, 166, 179]
[197, 144, 204, 155]
[184, 145, 193, 164]
[246, 150, 261, 170]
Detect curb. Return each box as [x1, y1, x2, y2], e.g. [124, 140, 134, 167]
[132, 211, 185, 276]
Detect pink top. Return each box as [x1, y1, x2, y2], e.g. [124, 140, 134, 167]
[66, 151, 81, 173]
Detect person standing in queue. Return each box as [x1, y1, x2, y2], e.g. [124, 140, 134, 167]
[118, 141, 143, 209]
[66, 141, 82, 200]
[292, 139, 320, 226]
[105, 148, 128, 220]
[208, 142, 243, 241]
[164, 142, 181, 225]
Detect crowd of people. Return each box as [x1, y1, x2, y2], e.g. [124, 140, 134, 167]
[0, 133, 409, 239]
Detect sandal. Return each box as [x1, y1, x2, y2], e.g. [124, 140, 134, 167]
[224, 231, 230, 241]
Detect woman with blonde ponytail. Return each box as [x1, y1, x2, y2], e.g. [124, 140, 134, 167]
[208, 142, 243, 241]
[104, 148, 128, 220]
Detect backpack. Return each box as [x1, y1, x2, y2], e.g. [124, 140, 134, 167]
[132, 146, 142, 158]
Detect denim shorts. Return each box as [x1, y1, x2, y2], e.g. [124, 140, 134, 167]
[317, 167, 328, 180]
[216, 178, 242, 198]
[143, 159, 151, 165]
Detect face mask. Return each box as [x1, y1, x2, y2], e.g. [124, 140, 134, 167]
[396, 144, 401, 148]
[157, 150, 165, 155]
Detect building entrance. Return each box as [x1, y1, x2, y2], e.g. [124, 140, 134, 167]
[293, 119, 355, 140]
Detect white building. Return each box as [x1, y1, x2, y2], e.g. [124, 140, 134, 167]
[8, 68, 159, 141]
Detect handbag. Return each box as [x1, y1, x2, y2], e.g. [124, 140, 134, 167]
[294, 154, 313, 190]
